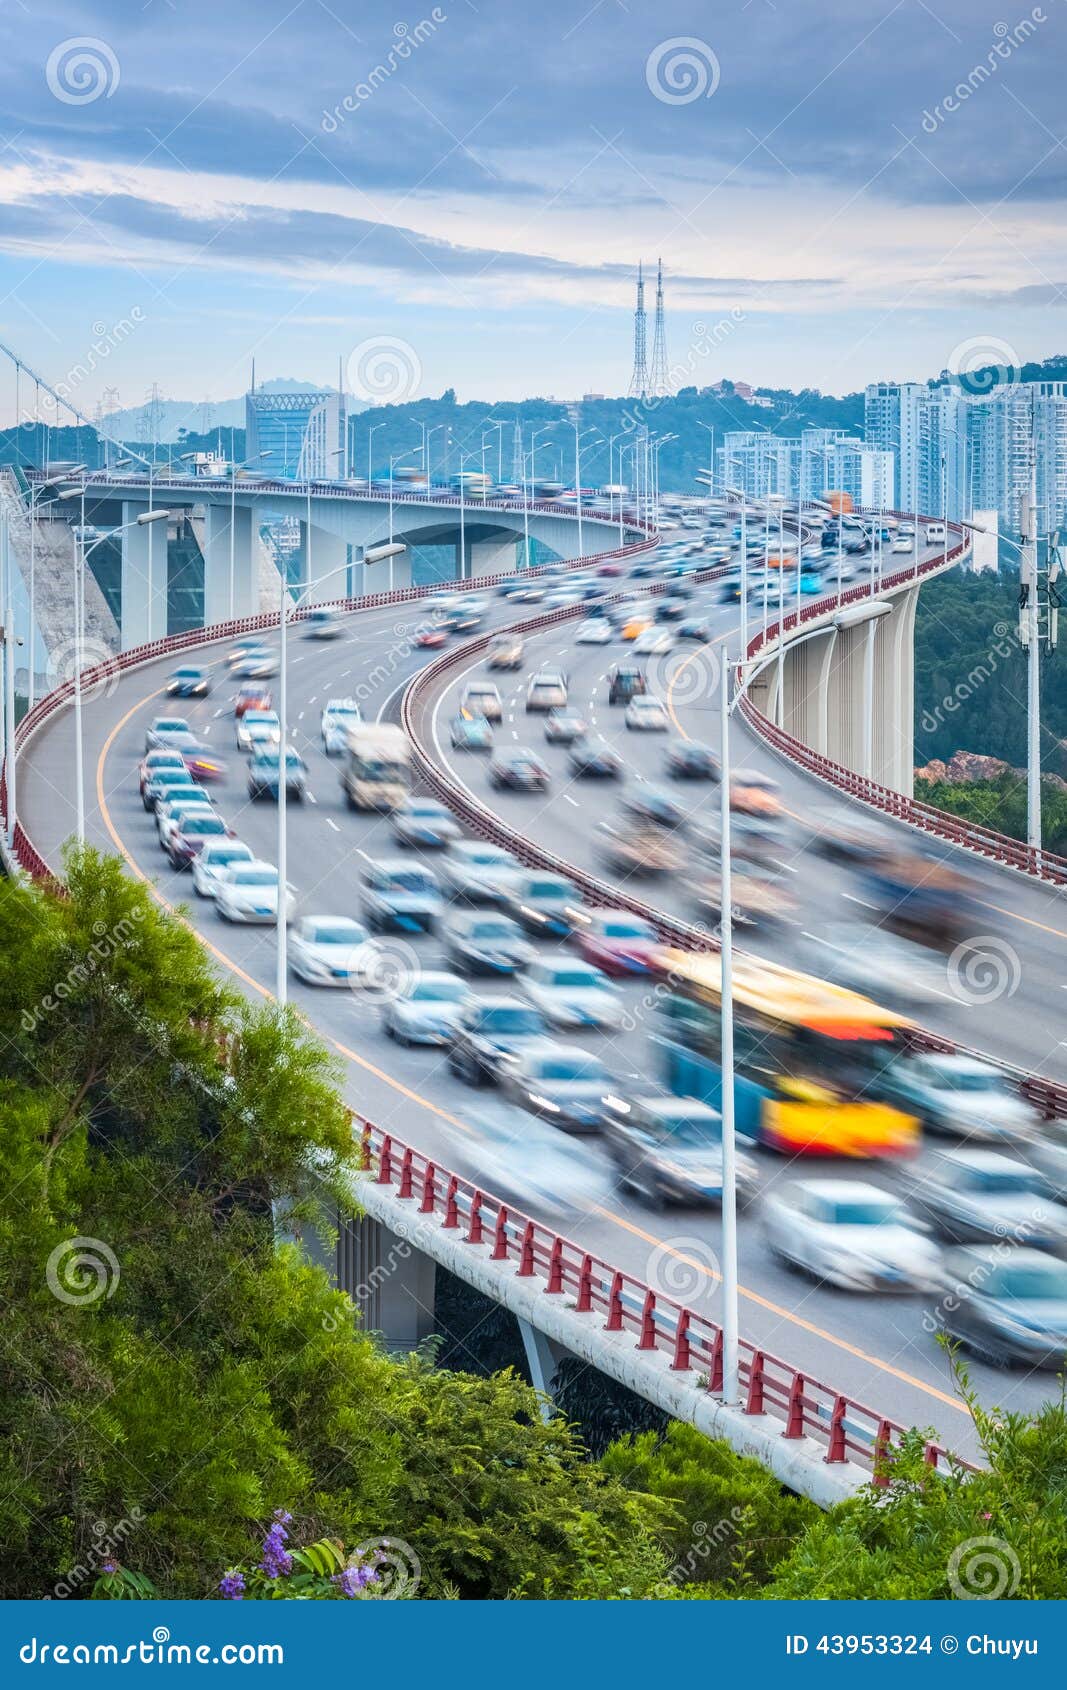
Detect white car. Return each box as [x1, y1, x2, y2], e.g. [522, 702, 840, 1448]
[391, 797, 461, 849]
[381, 972, 473, 1045]
[321, 698, 362, 756]
[192, 838, 255, 897]
[216, 861, 293, 925]
[156, 797, 216, 849]
[891, 538, 914, 554]
[576, 619, 611, 645]
[288, 915, 384, 987]
[631, 627, 674, 655]
[237, 709, 281, 752]
[803, 925, 951, 1010]
[438, 840, 522, 903]
[625, 695, 670, 731]
[520, 959, 624, 1031]
[763, 1180, 940, 1291]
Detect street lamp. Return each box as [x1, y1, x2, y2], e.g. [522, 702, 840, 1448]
[185, 450, 271, 619]
[484, 420, 506, 486]
[367, 421, 385, 488]
[698, 421, 715, 504]
[25, 472, 83, 708]
[413, 422, 443, 486]
[57, 493, 171, 842]
[572, 424, 596, 559]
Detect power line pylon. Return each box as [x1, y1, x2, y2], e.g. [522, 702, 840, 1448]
[628, 263, 649, 399]
[649, 258, 671, 397]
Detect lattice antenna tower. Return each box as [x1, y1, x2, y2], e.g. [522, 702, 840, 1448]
[628, 263, 649, 398]
[649, 258, 671, 397]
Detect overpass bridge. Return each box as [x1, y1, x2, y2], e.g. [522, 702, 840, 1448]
[10, 500, 1066, 1503]
[20, 467, 640, 651]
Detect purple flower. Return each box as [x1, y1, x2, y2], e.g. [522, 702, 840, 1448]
[272, 1509, 293, 1526]
[100, 1559, 119, 1575]
[258, 1521, 293, 1580]
[219, 1571, 246, 1601]
[332, 1564, 379, 1598]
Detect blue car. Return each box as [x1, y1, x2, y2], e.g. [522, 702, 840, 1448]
[449, 713, 493, 751]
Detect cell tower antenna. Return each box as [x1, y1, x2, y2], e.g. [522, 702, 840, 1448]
[649, 258, 671, 397]
[628, 263, 649, 399]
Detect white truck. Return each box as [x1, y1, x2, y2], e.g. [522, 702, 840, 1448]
[341, 723, 411, 812]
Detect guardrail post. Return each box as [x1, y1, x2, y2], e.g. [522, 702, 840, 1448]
[710, 1330, 723, 1393]
[745, 1350, 766, 1415]
[443, 1176, 460, 1229]
[576, 1254, 593, 1312]
[358, 1119, 372, 1172]
[670, 1309, 692, 1371]
[546, 1237, 564, 1294]
[923, 1442, 940, 1471]
[465, 1190, 485, 1244]
[604, 1271, 624, 1331]
[376, 1135, 393, 1186]
[419, 1162, 437, 1214]
[517, 1221, 536, 1277]
[872, 1420, 893, 1488]
[637, 1289, 657, 1350]
[783, 1373, 806, 1439]
[824, 1396, 848, 1464]
[397, 1147, 414, 1199]
[491, 1206, 510, 1260]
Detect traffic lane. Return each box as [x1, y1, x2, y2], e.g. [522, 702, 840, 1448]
[425, 616, 1067, 1082]
[91, 670, 1011, 1453]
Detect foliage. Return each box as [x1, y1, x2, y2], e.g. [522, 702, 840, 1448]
[914, 773, 1067, 857]
[552, 1357, 670, 1459]
[601, 1423, 816, 1591]
[764, 1375, 1067, 1599]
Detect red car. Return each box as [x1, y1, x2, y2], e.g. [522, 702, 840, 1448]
[574, 911, 664, 976]
[184, 749, 227, 784]
[234, 683, 272, 718]
[597, 562, 624, 577]
[415, 628, 447, 649]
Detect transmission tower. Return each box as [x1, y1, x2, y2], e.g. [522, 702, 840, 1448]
[139, 383, 166, 448]
[627, 263, 649, 399]
[649, 258, 671, 397]
[199, 396, 215, 435]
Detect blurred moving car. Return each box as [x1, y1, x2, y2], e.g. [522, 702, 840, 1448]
[247, 748, 308, 802]
[692, 861, 796, 928]
[234, 682, 272, 719]
[499, 1041, 612, 1132]
[625, 696, 670, 732]
[576, 619, 611, 644]
[677, 617, 715, 641]
[439, 841, 520, 902]
[288, 916, 383, 987]
[607, 663, 646, 705]
[666, 741, 720, 781]
[621, 787, 687, 830]
[730, 768, 782, 817]
[489, 748, 549, 792]
[461, 680, 503, 722]
[381, 973, 473, 1046]
[320, 698, 362, 756]
[143, 768, 203, 813]
[414, 627, 447, 649]
[631, 626, 673, 655]
[192, 838, 255, 898]
[304, 606, 343, 639]
[391, 797, 461, 849]
[488, 633, 524, 670]
[442, 911, 536, 977]
[762, 1180, 939, 1291]
[145, 715, 195, 753]
[860, 851, 978, 950]
[574, 911, 663, 975]
[216, 861, 291, 925]
[447, 995, 547, 1084]
[360, 860, 442, 933]
[231, 645, 278, 679]
[236, 709, 281, 753]
[166, 665, 211, 698]
[500, 871, 583, 938]
[543, 710, 586, 745]
[138, 748, 186, 798]
[905, 1149, 1067, 1250]
[603, 1094, 758, 1209]
[567, 740, 623, 779]
[934, 1246, 1067, 1367]
[1031, 1121, 1067, 1195]
[525, 669, 568, 713]
[167, 810, 234, 869]
[456, 1104, 611, 1219]
[596, 818, 682, 877]
[520, 958, 623, 1031]
[877, 1052, 1040, 1143]
[803, 925, 951, 1010]
[449, 714, 494, 752]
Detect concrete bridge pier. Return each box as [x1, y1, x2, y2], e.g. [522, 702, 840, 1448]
[300, 523, 349, 604]
[120, 501, 168, 648]
[334, 1211, 437, 1354]
[470, 535, 519, 576]
[203, 502, 256, 625]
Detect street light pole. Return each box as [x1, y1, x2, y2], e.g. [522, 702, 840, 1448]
[719, 656, 739, 1405]
[368, 422, 384, 488]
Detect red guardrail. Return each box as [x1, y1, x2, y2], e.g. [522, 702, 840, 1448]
[355, 1115, 953, 1478]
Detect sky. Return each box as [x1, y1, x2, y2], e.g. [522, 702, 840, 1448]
[3, 0, 1067, 421]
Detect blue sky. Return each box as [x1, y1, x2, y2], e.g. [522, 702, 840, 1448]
[3, 0, 1067, 418]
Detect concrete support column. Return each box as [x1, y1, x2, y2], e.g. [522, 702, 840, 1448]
[517, 1318, 568, 1423]
[470, 536, 519, 578]
[334, 1212, 436, 1353]
[303, 527, 349, 604]
[203, 502, 256, 626]
[885, 586, 918, 796]
[120, 501, 168, 649]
